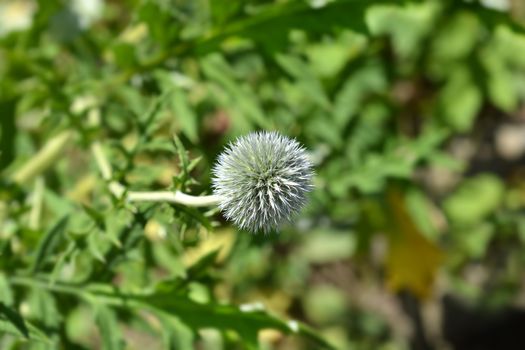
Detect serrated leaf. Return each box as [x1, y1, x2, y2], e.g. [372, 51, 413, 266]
[0, 303, 27, 338]
[172, 134, 189, 170]
[31, 216, 69, 274]
[0, 303, 50, 343]
[82, 204, 105, 230]
[19, 279, 335, 349]
[172, 134, 191, 189]
[187, 156, 202, 173]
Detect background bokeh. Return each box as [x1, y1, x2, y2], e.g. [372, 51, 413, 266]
[2, 0, 525, 349]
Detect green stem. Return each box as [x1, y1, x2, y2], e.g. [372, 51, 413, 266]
[127, 191, 221, 207]
[91, 141, 220, 207]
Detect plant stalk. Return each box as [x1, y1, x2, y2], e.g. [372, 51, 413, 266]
[91, 141, 220, 207]
[127, 191, 221, 207]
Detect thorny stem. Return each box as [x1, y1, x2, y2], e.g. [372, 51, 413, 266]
[127, 191, 221, 207]
[91, 141, 221, 207]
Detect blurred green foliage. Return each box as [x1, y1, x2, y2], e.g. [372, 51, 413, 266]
[1, 0, 525, 349]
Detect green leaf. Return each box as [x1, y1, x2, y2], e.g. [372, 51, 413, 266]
[303, 286, 346, 324]
[0, 274, 14, 307]
[160, 316, 194, 350]
[171, 88, 199, 143]
[430, 12, 480, 64]
[305, 115, 343, 149]
[456, 222, 494, 259]
[198, 0, 384, 53]
[210, 0, 242, 25]
[306, 32, 366, 78]
[439, 67, 482, 132]
[27, 289, 60, 328]
[0, 303, 28, 338]
[299, 231, 356, 264]
[444, 174, 504, 226]
[111, 43, 138, 70]
[95, 305, 125, 350]
[366, 2, 439, 57]
[0, 303, 50, 343]
[155, 249, 220, 294]
[480, 45, 518, 112]
[334, 63, 386, 128]
[138, 2, 180, 48]
[0, 97, 17, 171]
[172, 134, 190, 189]
[201, 54, 269, 129]
[31, 216, 69, 273]
[275, 54, 331, 110]
[171, 203, 213, 232]
[155, 70, 200, 143]
[141, 91, 172, 136]
[11, 279, 335, 350]
[49, 241, 76, 284]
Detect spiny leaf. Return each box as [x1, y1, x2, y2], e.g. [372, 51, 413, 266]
[31, 216, 69, 274]
[172, 134, 190, 189]
[10, 278, 335, 349]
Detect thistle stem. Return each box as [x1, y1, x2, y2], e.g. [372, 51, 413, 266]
[91, 141, 220, 207]
[127, 191, 221, 207]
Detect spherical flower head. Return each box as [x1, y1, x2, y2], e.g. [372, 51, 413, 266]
[212, 131, 314, 234]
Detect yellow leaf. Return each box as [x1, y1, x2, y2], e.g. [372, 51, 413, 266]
[385, 187, 444, 299]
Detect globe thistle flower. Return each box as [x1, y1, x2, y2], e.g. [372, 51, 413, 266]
[212, 131, 314, 233]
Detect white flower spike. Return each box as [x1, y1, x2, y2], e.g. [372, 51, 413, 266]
[212, 131, 314, 233]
